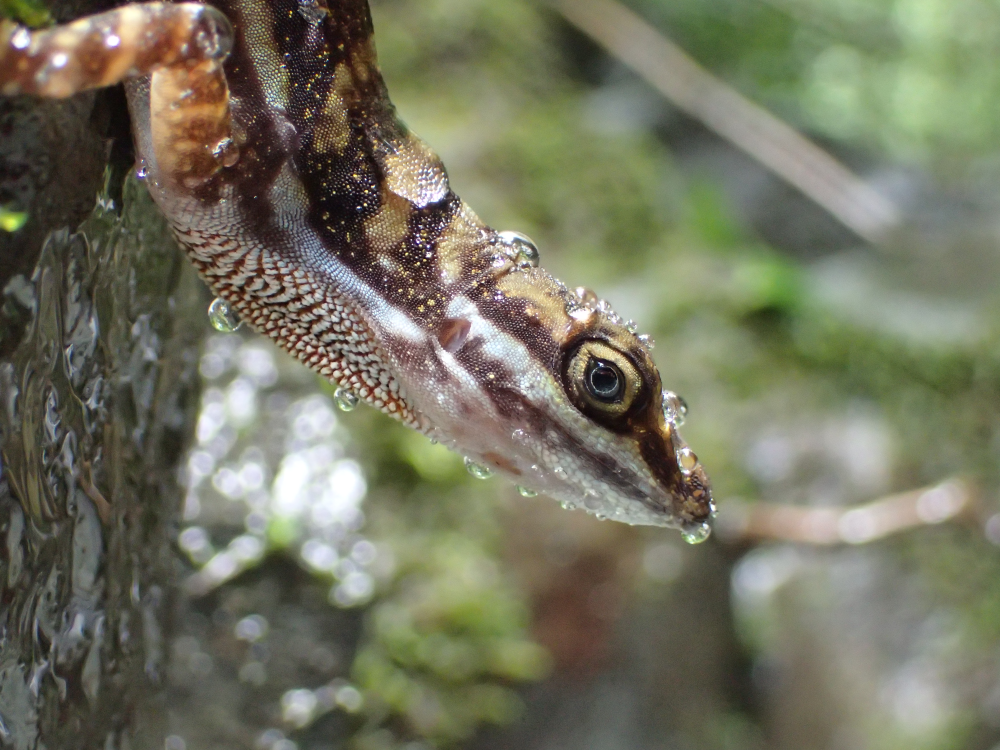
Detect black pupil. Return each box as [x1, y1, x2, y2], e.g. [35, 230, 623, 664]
[587, 360, 622, 401]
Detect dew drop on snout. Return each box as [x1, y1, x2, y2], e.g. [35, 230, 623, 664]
[662, 391, 688, 427]
[681, 522, 711, 545]
[135, 164, 148, 180]
[677, 447, 698, 474]
[208, 297, 242, 332]
[512, 429, 528, 443]
[516, 486, 537, 497]
[334, 387, 358, 412]
[464, 457, 494, 480]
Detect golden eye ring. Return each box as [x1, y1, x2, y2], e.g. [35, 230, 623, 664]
[563, 340, 644, 423]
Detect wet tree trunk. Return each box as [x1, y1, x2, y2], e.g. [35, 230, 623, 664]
[0, 3, 206, 744]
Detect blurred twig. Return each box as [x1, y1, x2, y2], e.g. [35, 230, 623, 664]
[552, 0, 902, 245]
[716, 479, 974, 545]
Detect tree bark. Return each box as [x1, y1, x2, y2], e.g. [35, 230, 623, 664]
[0, 14, 205, 745]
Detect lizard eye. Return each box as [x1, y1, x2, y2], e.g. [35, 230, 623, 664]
[586, 360, 623, 402]
[564, 340, 644, 422]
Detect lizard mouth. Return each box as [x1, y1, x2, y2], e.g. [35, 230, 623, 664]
[532, 412, 713, 529]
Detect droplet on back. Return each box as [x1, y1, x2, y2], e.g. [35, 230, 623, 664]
[297, 0, 329, 24]
[516, 485, 537, 497]
[334, 387, 359, 412]
[464, 457, 494, 480]
[498, 231, 540, 268]
[212, 137, 240, 168]
[574, 286, 598, 305]
[208, 297, 242, 332]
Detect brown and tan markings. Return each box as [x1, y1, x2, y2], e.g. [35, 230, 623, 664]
[0, 0, 714, 532]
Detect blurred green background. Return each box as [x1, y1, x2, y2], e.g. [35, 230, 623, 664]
[159, 0, 1000, 748]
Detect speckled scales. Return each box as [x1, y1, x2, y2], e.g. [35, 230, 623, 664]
[0, 0, 715, 532]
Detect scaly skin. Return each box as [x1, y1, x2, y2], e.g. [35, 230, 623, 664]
[0, 0, 714, 534]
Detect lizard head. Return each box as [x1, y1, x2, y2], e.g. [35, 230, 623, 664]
[398, 233, 715, 537]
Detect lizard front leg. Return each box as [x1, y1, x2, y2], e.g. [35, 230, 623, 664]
[1, 2, 234, 189]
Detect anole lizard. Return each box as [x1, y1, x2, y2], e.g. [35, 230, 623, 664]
[0, 0, 714, 538]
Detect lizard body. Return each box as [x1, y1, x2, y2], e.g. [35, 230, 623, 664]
[0, 0, 714, 534]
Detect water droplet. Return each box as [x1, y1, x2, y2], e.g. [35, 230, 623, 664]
[512, 428, 528, 443]
[583, 493, 601, 511]
[135, 165, 148, 180]
[334, 387, 359, 412]
[677, 447, 698, 474]
[516, 485, 537, 497]
[637, 333, 655, 350]
[662, 391, 688, 427]
[208, 297, 242, 332]
[574, 286, 598, 305]
[559, 501, 572, 510]
[625, 320, 639, 334]
[297, 0, 329, 24]
[11, 28, 31, 50]
[213, 137, 240, 168]
[498, 231, 540, 268]
[553, 466, 568, 481]
[681, 522, 711, 545]
[464, 457, 494, 479]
